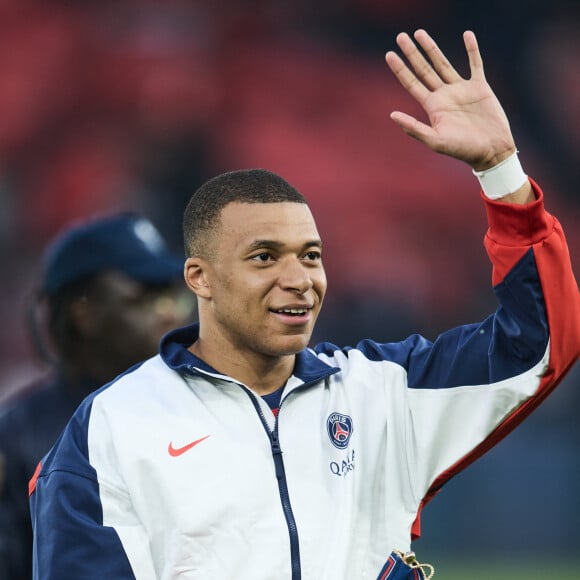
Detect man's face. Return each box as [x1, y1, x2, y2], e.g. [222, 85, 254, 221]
[85, 272, 194, 372]
[193, 201, 327, 359]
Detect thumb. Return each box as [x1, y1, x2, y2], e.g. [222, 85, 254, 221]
[390, 111, 439, 148]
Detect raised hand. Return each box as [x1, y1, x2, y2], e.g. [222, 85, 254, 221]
[385, 30, 516, 171]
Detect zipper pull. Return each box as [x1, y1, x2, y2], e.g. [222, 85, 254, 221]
[270, 431, 284, 480]
[271, 430, 282, 455]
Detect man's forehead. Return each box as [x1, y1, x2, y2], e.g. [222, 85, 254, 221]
[217, 201, 321, 248]
[221, 199, 311, 214]
[220, 201, 317, 228]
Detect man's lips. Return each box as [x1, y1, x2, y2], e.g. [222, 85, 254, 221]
[270, 306, 313, 323]
[271, 307, 311, 315]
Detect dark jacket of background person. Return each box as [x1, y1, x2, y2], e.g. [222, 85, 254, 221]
[0, 213, 194, 580]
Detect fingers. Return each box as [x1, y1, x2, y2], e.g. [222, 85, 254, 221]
[414, 29, 462, 84]
[385, 49, 430, 105]
[385, 29, 481, 98]
[394, 31, 447, 92]
[463, 30, 485, 80]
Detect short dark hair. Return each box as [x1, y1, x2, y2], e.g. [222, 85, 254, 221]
[183, 169, 307, 258]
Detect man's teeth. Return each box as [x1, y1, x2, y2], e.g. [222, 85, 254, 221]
[276, 308, 307, 314]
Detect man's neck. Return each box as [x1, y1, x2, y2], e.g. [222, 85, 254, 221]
[188, 339, 296, 396]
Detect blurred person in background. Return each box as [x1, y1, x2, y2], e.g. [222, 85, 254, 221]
[0, 213, 195, 580]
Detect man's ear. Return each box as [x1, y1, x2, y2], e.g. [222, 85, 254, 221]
[184, 257, 211, 299]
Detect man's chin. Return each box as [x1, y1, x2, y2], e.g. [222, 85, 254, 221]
[267, 335, 311, 357]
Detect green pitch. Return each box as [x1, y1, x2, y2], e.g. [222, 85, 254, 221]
[430, 559, 580, 579]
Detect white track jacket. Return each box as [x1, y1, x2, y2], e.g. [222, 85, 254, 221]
[30, 184, 580, 579]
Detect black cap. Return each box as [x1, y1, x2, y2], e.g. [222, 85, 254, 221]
[41, 213, 184, 295]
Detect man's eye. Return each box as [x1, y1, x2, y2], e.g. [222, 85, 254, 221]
[252, 252, 272, 262]
[304, 251, 322, 261]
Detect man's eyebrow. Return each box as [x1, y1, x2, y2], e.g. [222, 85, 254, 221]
[246, 239, 323, 252]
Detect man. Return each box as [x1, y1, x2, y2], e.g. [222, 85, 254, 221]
[0, 213, 194, 579]
[29, 30, 580, 579]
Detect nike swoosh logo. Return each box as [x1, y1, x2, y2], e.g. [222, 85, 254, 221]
[168, 435, 211, 457]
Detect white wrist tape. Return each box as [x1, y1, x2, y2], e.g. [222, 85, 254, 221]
[472, 151, 528, 199]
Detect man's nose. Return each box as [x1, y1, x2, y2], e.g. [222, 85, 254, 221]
[278, 258, 313, 294]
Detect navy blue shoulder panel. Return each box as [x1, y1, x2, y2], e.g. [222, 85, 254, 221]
[315, 249, 548, 390]
[32, 388, 136, 577]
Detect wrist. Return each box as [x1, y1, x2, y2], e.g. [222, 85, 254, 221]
[472, 150, 528, 200]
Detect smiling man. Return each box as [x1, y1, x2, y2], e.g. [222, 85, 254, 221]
[29, 31, 580, 580]
[183, 175, 327, 393]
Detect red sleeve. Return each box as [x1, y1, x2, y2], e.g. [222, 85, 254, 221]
[412, 179, 580, 540]
[483, 178, 580, 383]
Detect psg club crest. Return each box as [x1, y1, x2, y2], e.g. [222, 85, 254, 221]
[327, 413, 353, 449]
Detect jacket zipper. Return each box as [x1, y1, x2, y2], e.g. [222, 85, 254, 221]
[270, 426, 301, 580]
[246, 392, 302, 580]
[189, 368, 337, 579]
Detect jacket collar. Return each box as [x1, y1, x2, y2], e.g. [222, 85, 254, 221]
[160, 323, 339, 385]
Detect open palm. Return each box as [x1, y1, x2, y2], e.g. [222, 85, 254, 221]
[385, 30, 516, 171]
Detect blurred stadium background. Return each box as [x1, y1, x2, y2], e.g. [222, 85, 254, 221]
[0, 0, 578, 576]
